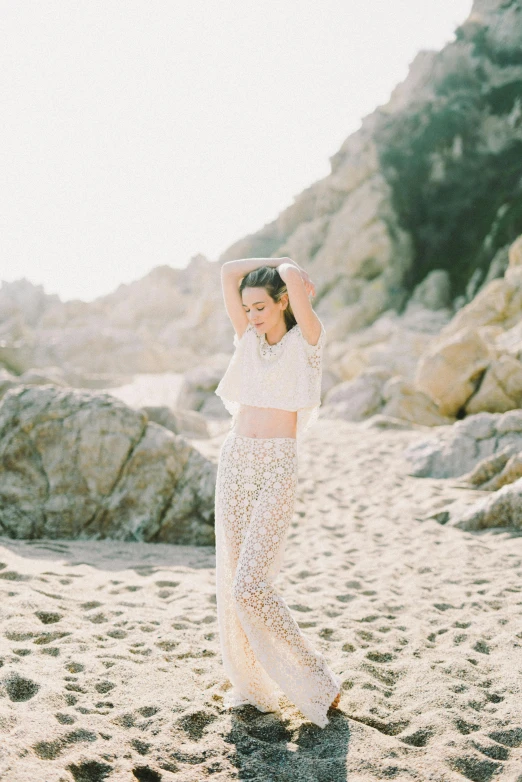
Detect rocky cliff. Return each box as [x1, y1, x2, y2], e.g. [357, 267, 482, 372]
[219, 0, 522, 338]
[1, 0, 522, 542]
[0, 0, 520, 411]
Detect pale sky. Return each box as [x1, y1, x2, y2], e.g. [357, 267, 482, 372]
[1, 0, 473, 303]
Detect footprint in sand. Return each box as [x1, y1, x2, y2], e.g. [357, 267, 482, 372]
[400, 727, 434, 747]
[55, 712, 76, 724]
[366, 651, 396, 663]
[107, 628, 127, 639]
[41, 647, 60, 657]
[87, 612, 109, 624]
[4, 631, 36, 643]
[473, 741, 509, 760]
[488, 728, 522, 747]
[132, 766, 162, 782]
[0, 570, 31, 581]
[95, 681, 116, 694]
[65, 662, 85, 673]
[362, 662, 400, 687]
[33, 728, 97, 760]
[35, 610, 62, 624]
[67, 759, 113, 781]
[176, 709, 218, 740]
[448, 754, 503, 781]
[155, 580, 180, 588]
[130, 738, 152, 755]
[34, 630, 71, 645]
[3, 672, 40, 701]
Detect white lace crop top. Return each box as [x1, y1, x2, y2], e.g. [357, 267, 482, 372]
[214, 318, 326, 438]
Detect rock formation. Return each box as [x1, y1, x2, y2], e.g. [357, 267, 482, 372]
[0, 257, 223, 381]
[0, 386, 216, 545]
[404, 409, 522, 479]
[415, 235, 522, 416]
[1, 0, 521, 537]
[1, 0, 520, 390]
[445, 477, 522, 531]
[219, 0, 522, 342]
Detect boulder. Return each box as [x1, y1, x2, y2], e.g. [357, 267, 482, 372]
[140, 406, 210, 438]
[465, 355, 522, 414]
[380, 377, 452, 426]
[323, 369, 449, 427]
[334, 308, 446, 383]
[0, 386, 216, 544]
[415, 235, 522, 416]
[321, 367, 343, 399]
[404, 410, 522, 478]
[466, 450, 522, 493]
[445, 478, 522, 531]
[415, 327, 491, 416]
[323, 368, 391, 422]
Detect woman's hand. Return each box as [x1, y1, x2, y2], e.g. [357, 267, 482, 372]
[299, 268, 316, 298]
[278, 259, 316, 298]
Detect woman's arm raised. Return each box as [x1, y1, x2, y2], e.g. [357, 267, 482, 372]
[221, 256, 294, 279]
[278, 263, 321, 347]
[220, 257, 305, 340]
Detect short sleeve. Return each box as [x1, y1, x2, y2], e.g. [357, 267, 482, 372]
[233, 322, 254, 348]
[299, 321, 326, 356]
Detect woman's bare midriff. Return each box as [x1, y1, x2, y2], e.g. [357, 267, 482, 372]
[233, 405, 297, 439]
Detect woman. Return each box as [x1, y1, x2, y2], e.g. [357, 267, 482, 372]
[214, 256, 341, 729]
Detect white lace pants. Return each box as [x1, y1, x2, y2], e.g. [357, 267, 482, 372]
[214, 431, 341, 729]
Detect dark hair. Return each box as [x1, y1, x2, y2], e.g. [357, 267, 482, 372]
[239, 266, 297, 330]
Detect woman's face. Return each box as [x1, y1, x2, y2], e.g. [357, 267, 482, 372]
[241, 287, 287, 334]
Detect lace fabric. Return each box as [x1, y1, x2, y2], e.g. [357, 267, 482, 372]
[215, 431, 341, 728]
[214, 319, 326, 439]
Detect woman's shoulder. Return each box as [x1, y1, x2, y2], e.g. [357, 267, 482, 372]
[294, 319, 326, 353]
[233, 322, 256, 348]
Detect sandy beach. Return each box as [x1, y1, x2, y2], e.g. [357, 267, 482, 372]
[2, 0, 521, 778]
[1, 416, 521, 781]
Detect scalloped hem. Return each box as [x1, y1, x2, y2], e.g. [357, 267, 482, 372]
[295, 671, 343, 729]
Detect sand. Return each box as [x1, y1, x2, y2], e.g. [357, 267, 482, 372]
[1, 417, 521, 781]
